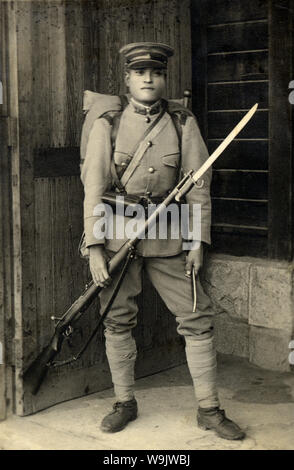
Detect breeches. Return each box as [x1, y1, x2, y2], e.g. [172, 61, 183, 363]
[99, 251, 215, 339]
[99, 252, 219, 407]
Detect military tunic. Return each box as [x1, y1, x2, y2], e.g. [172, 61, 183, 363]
[81, 100, 212, 257]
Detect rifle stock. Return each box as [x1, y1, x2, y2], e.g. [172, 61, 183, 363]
[23, 241, 133, 395]
[23, 333, 64, 395]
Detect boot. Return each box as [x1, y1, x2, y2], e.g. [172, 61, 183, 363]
[197, 406, 245, 440]
[100, 398, 138, 433]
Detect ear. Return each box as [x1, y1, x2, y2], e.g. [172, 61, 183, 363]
[124, 70, 130, 87]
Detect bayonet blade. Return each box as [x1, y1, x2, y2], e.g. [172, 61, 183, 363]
[192, 103, 259, 183]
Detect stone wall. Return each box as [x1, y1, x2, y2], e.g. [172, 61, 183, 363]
[202, 253, 294, 372]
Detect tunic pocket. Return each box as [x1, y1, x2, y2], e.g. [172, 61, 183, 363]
[113, 151, 132, 167]
[159, 153, 180, 191]
[161, 153, 180, 168]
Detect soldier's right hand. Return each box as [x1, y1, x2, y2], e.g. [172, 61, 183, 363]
[89, 245, 111, 287]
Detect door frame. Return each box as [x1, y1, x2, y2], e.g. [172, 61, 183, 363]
[0, 1, 21, 419]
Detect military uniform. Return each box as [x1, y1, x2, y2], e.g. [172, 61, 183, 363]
[80, 42, 245, 440]
[82, 96, 212, 255]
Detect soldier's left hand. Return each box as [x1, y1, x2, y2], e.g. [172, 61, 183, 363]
[185, 242, 203, 277]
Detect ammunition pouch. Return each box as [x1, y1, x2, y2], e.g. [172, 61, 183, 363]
[101, 191, 169, 214]
[102, 191, 145, 214]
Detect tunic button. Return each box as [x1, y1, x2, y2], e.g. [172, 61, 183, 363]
[147, 141, 152, 147]
[145, 116, 151, 123]
[121, 162, 127, 167]
[148, 167, 155, 173]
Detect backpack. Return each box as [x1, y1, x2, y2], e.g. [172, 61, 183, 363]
[80, 90, 194, 175]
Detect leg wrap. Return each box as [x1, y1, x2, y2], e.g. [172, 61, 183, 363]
[185, 336, 220, 409]
[105, 329, 137, 402]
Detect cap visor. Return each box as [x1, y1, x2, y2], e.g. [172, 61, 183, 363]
[127, 59, 167, 69]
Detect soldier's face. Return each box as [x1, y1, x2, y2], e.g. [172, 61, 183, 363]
[125, 68, 166, 104]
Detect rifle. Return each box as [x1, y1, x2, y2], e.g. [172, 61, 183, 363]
[23, 103, 258, 395]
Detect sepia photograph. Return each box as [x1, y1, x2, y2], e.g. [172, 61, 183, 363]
[0, 0, 293, 453]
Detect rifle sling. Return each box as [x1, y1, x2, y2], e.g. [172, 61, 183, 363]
[49, 247, 135, 367]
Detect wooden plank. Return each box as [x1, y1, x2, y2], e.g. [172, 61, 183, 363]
[212, 224, 268, 235]
[16, 0, 40, 390]
[97, 0, 110, 94]
[191, 0, 208, 137]
[64, 0, 85, 145]
[0, 116, 7, 420]
[211, 170, 268, 199]
[208, 51, 268, 83]
[171, 0, 179, 98]
[82, 1, 100, 92]
[159, 0, 175, 96]
[208, 81, 268, 110]
[268, 0, 293, 260]
[115, 3, 131, 95]
[65, 176, 99, 368]
[97, 0, 120, 95]
[212, 199, 268, 227]
[208, 110, 268, 139]
[180, 0, 192, 96]
[18, 0, 50, 391]
[0, 2, 9, 421]
[31, 0, 51, 148]
[132, 0, 154, 43]
[34, 179, 54, 351]
[206, 0, 268, 25]
[1, 2, 14, 418]
[48, 1, 67, 146]
[0, 1, 8, 117]
[211, 230, 268, 258]
[6, 0, 25, 417]
[209, 140, 268, 170]
[207, 21, 268, 54]
[52, 177, 76, 369]
[34, 146, 80, 178]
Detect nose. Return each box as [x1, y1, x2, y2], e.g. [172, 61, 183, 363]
[143, 70, 152, 83]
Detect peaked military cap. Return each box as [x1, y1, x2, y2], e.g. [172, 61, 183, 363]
[120, 42, 174, 69]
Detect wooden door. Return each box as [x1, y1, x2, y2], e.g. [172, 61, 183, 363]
[4, 0, 192, 416]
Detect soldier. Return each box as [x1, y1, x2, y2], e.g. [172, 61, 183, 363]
[80, 42, 245, 440]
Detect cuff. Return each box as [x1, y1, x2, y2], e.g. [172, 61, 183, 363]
[84, 216, 106, 247]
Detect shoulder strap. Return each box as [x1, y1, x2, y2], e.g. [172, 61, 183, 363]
[166, 106, 191, 183]
[101, 95, 129, 192]
[120, 106, 169, 188]
[101, 95, 129, 148]
[169, 112, 183, 149]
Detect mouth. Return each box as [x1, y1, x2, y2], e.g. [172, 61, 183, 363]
[141, 87, 155, 90]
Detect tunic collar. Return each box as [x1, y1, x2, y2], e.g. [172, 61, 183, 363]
[129, 97, 163, 116]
